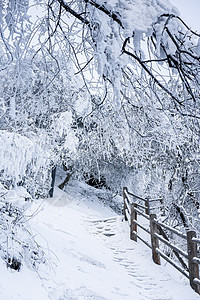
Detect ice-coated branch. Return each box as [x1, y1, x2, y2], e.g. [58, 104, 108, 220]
[84, 0, 124, 28]
[121, 38, 183, 105]
[57, 0, 90, 25]
[56, 1, 200, 108]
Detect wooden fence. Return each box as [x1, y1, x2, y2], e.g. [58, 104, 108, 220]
[123, 186, 200, 295]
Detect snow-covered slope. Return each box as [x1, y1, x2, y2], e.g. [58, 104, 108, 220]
[0, 181, 199, 300]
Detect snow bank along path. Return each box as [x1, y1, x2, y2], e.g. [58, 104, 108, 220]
[0, 182, 199, 300]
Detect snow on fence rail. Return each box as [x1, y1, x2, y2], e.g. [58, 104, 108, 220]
[123, 186, 200, 295]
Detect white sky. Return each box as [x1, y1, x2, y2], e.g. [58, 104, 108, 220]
[170, 0, 200, 32]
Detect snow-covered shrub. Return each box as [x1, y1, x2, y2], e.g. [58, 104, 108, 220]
[0, 130, 52, 197]
[0, 185, 46, 271]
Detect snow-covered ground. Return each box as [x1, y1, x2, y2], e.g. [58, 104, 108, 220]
[0, 180, 199, 300]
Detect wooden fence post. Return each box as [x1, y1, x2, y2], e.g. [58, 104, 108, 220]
[159, 198, 166, 216]
[130, 203, 137, 241]
[187, 230, 200, 294]
[145, 197, 150, 215]
[150, 214, 161, 265]
[123, 187, 128, 221]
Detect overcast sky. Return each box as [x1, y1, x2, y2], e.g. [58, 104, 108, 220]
[170, 0, 200, 32]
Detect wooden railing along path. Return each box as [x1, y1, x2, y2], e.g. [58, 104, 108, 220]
[123, 187, 200, 295]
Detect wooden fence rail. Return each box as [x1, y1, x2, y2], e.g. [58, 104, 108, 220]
[123, 186, 200, 295]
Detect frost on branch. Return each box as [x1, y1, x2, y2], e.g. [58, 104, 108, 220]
[58, 0, 200, 108]
[77, 0, 179, 100]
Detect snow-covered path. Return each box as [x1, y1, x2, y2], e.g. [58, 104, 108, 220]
[0, 181, 199, 300]
[85, 216, 197, 300]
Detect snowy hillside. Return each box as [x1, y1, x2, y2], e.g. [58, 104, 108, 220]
[0, 180, 199, 300]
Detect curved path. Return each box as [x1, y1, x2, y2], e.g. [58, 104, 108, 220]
[43, 183, 199, 300]
[1, 183, 198, 300]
